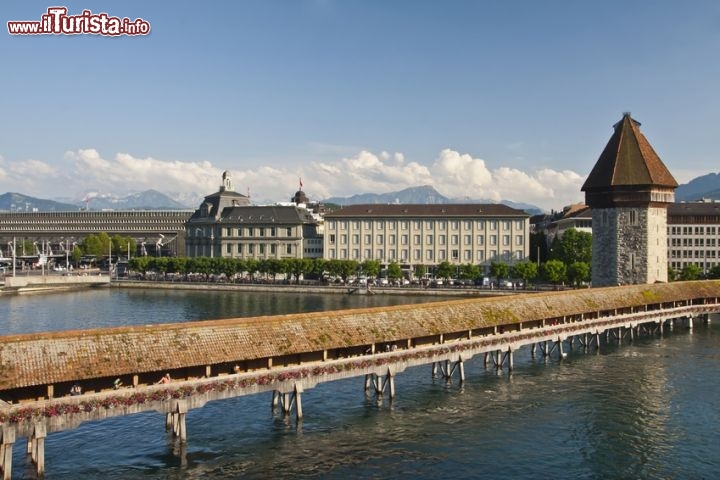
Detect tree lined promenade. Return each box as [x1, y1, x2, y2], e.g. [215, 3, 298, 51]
[73, 228, 720, 288]
[123, 228, 593, 289]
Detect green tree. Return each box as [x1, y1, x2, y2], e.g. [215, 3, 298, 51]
[386, 261, 403, 282]
[215, 257, 239, 279]
[82, 233, 104, 257]
[169, 257, 189, 275]
[679, 264, 702, 281]
[550, 228, 592, 265]
[338, 260, 359, 282]
[71, 245, 83, 267]
[286, 258, 312, 283]
[490, 261, 509, 284]
[542, 259, 567, 285]
[326, 260, 358, 282]
[413, 264, 428, 281]
[244, 258, 259, 280]
[436, 261, 455, 280]
[111, 235, 137, 258]
[511, 261, 538, 288]
[191, 257, 213, 279]
[706, 265, 720, 280]
[530, 231, 548, 265]
[129, 256, 151, 274]
[459, 263, 480, 282]
[361, 259, 381, 279]
[567, 261, 591, 288]
[307, 258, 326, 280]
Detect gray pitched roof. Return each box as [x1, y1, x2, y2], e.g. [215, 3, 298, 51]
[219, 205, 315, 224]
[324, 203, 528, 218]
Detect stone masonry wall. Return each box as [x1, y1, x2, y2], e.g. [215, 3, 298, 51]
[616, 207, 648, 285]
[591, 209, 619, 287]
[592, 206, 669, 287]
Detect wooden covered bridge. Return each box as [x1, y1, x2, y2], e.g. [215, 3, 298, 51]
[1, 281, 720, 478]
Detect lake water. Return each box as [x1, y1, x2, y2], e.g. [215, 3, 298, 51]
[1, 288, 719, 479]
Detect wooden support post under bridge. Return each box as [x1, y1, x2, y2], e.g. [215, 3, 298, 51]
[26, 423, 46, 478]
[272, 383, 304, 420]
[0, 426, 16, 480]
[431, 357, 466, 382]
[365, 368, 395, 400]
[165, 400, 188, 443]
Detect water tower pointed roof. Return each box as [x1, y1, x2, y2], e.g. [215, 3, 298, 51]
[581, 113, 678, 192]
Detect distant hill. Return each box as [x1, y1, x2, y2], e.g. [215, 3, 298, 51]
[324, 185, 450, 205]
[0, 190, 192, 212]
[676, 172, 720, 201]
[0, 192, 78, 212]
[323, 185, 543, 215]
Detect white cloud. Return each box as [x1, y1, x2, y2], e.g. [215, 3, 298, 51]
[61, 149, 222, 196]
[8, 159, 57, 177]
[428, 149, 583, 209]
[0, 147, 585, 211]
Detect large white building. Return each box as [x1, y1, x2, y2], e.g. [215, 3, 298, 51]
[323, 204, 530, 270]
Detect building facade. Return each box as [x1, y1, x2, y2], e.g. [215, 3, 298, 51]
[582, 113, 678, 286]
[667, 201, 720, 274]
[323, 204, 529, 271]
[545, 204, 592, 244]
[184, 172, 323, 259]
[0, 209, 192, 257]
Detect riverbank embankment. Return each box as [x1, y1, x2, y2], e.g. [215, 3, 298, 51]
[111, 279, 519, 297]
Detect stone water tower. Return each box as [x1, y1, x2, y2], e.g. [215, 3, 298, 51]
[582, 113, 678, 286]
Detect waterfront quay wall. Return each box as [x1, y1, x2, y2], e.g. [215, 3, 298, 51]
[111, 279, 514, 297]
[1, 281, 720, 477]
[2, 274, 110, 293]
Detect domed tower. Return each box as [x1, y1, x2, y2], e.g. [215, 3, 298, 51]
[582, 113, 677, 286]
[291, 177, 309, 204]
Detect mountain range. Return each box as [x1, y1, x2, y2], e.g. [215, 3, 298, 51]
[1, 171, 719, 213]
[675, 173, 720, 202]
[0, 190, 190, 213]
[323, 185, 544, 214]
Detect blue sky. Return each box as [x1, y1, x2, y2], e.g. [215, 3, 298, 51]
[1, 1, 719, 210]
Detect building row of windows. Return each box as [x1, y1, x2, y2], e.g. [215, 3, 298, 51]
[328, 234, 524, 247]
[325, 219, 525, 231]
[669, 238, 718, 247]
[0, 211, 192, 220]
[222, 243, 296, 255]
[326, 248, 523, 263]
[668, 226, 719, 235]
[193, 226, 298, 238]
[0, 220, 186, 228]
[218, 227, 296, 237]
[669, 261, 718, 270]
[0, 225, 181, 232]
[669, 250, 718, 259]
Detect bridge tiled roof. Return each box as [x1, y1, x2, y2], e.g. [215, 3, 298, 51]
[1, 281, 719, 390]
